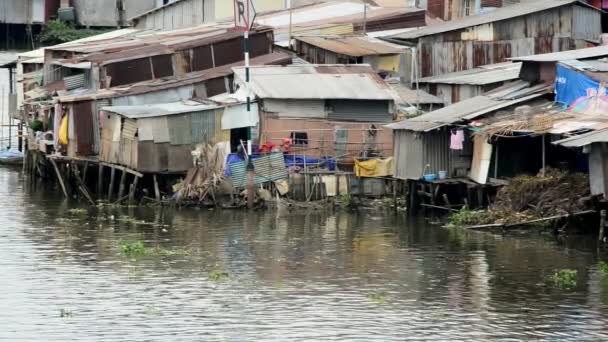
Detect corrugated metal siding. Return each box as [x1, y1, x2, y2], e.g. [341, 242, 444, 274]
[264, 99, 326, 119]
[422, 129, 452, 178]
[572, 5, 602, 40]
[64, 74, 86, 90]
[190, 110, 216, 144]
[319, 24, 354, 36]
[417, 4, 599, 78]
[92, 99, 110, 154]
[229, 153, 288, 188]
[168, 114, 193, 145]
[394, 129, 454, 180]
[328, 100, 391, 122]
[135, 0, 211, 31]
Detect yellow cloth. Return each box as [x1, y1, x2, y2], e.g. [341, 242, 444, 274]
[59, 115, 68, 145]
[354, 158, 394, 177]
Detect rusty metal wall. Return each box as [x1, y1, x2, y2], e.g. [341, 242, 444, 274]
[418, 5, 600, 78]
[72, 100, 95, 156]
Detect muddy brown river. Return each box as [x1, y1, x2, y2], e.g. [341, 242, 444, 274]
[1, 166, 608, 341]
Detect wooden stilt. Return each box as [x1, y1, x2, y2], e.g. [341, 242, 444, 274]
[153, 174, 161, 202]
[50, 158, 68, 198]
[72, 164, 95, 206]
[97, 164, 104, 194]
[108, 166, 116, 200]
[128, 176, 139, 203]
[118, 170, 127, 199]
[599, 210, 606, 243]
[82, 161, 89, 184]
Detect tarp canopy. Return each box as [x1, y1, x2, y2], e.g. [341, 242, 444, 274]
[556, 64, 600, 106]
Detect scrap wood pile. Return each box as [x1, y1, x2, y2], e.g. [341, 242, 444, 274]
[475, 112, 575, 137]
[173, 143, 228, 205]
[448, 169, 591, 227]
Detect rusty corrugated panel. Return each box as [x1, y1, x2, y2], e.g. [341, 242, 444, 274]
[534, 37, 553, 54]
[151, 54, 174, 79]
[72, 100, 95, 156]
[248, 32, 273, 58]
[192, 45, 214, 71]
[105, 58, 153, 87]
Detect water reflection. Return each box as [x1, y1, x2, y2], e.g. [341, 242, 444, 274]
[1, 167, 608, 340]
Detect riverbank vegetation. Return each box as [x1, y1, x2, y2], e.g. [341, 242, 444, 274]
[447, 169, 591, 227]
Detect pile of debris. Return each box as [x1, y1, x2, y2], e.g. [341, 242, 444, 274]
[448, 169, 592, 227]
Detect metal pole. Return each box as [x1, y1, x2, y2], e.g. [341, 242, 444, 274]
[245, 30, 252, 156]
[288, 0, 293, 49]
[363, 3, 367, 34]
[541, 135, 546, 177]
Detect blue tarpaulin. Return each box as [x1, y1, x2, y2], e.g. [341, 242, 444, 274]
[555, 64, 600, 106]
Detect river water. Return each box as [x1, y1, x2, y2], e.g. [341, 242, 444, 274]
[1, 166, 608, 341]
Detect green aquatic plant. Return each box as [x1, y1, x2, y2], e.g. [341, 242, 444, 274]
[367, 292, 387, 304]
[550, 269, 578, 290]
[599, 261, 608, 275]
[209, 270, 230, 281]
[120, 240, 147, 257]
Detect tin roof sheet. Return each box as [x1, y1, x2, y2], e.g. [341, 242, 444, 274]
[102, 100, 222, 119]
[389, 0, 596, 40]
[554, 128, 608, 147]
[58, 52, 291, 103]
[387, 81, 552, 131]
[232, 64, 394, 100]
[510, 45, 608, 62]
[295, 35, 406, 57]
[418, 62, 522, 85]
[388, 83, 444, 105]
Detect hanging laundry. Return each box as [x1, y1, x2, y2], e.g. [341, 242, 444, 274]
[450, 130, 464, 150]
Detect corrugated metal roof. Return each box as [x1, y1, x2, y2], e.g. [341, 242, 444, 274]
[418, 62, 522, 85]
[58, 52, 292, 103]
[387, 81, 552, 131]
[102, 100, 221, 119]
[510, 45, 608, 62]
[388, 83, 444, 105]
[233, 64, 394, 100]
[389, 0, 596, 40]
[295, 35, 406, 57]
[554, 128, 608, 147]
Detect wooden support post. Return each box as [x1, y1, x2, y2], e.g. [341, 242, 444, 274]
[128, 176, 139, 203]
[118, 170, 127, 200]
[50, 158, 68, 198]
[97, 164, 104, 194]
[82, 161, 89, 184]
[153, 174, 161, 202]
[72, 164, 95, 206]
[599, 210, 606, 243]
[108, 166, 116, 200]
[393, 179, 398, 211]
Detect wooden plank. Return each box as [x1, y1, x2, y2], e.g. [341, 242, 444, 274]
[129, 176, 139, 203]
[118, 170, 127, 200]
[97, 164, 104, 194]
[99, 162, 143, 178]
[153, 174, 161, 202]
[50, 158, 69, 198]
[108, 166, 116, 200]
